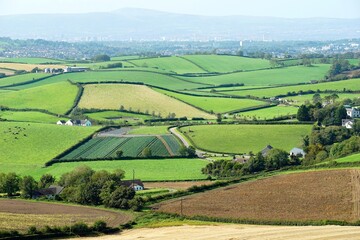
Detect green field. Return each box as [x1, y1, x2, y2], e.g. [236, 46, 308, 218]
[26, 159, 208, 181]
[182, 124, 312, 154]
[0, 111, 66, 123]
[156, 89, 268, 113]
[129, 56, 206, 74]
[333, 153, 360, 163]
[78, 84, 214, 119]
[75, 60, 135, 69]
[0, 122, 99, 170]
[220, 78, 360, 98]
[237, 105, 299, 120]
[0, 73, 48, 87]
[61, 135, 182, 159]
[86, 111, 154, 124]
[181, 55, 271, 72]
[128, 126, 170, 135]
[0, 81, 78, 114]
[180, 65, 330, 86]
[284, 93, 360, 105]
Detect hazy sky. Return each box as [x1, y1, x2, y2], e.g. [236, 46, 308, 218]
[0, 0, 359, 18]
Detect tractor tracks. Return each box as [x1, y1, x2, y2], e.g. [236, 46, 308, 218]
[350, 169, 360, 220]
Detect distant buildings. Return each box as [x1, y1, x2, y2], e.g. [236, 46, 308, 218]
[345, 106, 360, 118]
[290, 147, 306, 157]
[261, 145, 273, 157]
[63, 67, 89, 73]
[57, 119, 92, 127]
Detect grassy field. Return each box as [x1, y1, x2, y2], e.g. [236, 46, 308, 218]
[75, 60, 135, 69]
[0, 81, 78, 114]
[0, 57, 66, 64]
[28, 159, 208, 181]
[156, 170, 355, 222]
[14, 70, 208, 91]
[182, 124, 311, 153]
[284, 93, 360, 105]
[333, 153, 360, 163]
[0, 111, 65, 123]
[156, 89, 268, 113]
[129, 56, 206, 74]
[0, 73, 48, 87]
[128, 126, 170, 135]
[78, 84, 214, 119]
[0, 122, 99, 170]
[181, 55, 271, 72]
[86, 111, 154, 124]
[220, 78, 360, 98]
[237, 105, 298, 120]
[180, 65, 330, 86]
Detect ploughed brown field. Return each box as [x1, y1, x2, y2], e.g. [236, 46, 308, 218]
[145, 181, 213, 190]
[0, 199, 132, 232]
[155, 170, 360, 222]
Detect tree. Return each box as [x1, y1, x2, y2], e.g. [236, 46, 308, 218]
[38, 174, 55, 189]
[265, 149, 289, 170]
[92, 54, 110, 62]
[3, 172, 20, 197]
[115, 150, 123, 158]
[20, 176, 38, 198]
[297, 105, 310, 121]
[334, 105, 347, 126]
[107, 186, 135, 209]
[187, 146, 197, 157]
[354, 121, 360, 135]
[247, 152, 265, 172]
[312, 93, 322, 104]
[216, 113, 222, 123]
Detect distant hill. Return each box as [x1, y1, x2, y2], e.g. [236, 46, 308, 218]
[0, 8, 359, 41]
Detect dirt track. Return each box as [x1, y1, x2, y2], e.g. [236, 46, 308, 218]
[72, 224, 360, 240]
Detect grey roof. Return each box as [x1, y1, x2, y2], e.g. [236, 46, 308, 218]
[261, 145, 273, 156]
[120, 180, 144, 188]
[34, 185, 64, 196]
[290, 148, 306, 156]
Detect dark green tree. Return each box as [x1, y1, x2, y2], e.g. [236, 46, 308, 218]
[334, 105, 347, 126]
[297, 105, 311, 121]
[20, 175, 38, 198]
[3, 172, 20, 197]
[38, 174, 55, 189]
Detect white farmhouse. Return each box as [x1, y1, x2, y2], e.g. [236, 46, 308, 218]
[346, 107, 360, 118]
[56, 120, 66, 125]
[342, 119, 354, 129]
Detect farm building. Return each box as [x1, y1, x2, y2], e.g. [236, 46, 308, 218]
[346, 106, 360, 118]
[65, 119, 92, 127]
[342, 119, 354, 129]
[261, 145, 273, 157]
[233, 155, 251, 164]
[290, 147, 306, 157]
[120, 179, 144, 191]
[57, 120, 66, 125]
[33, 185, 64, 199]
[64, 67, 89, 72]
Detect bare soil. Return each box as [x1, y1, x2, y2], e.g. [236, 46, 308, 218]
[156, 170, 356, 222]
[145, 181, 213, 190]
[0, 199, 132, 231]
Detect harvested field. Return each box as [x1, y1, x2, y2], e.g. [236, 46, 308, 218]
[156, 170, 357, 222]
[0, 199, 132, 232]
[145, 181, 213, 190]
[76, 224, 360, 240]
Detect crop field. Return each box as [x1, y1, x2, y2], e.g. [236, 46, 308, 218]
[156, 89, 268, 113]
[61, 134, 182, 159]
[0, 57, 66, 64]
[0, 73, 48, 87]
[86, 111, 153, 124]
[0, 62, 65, 71]
[180, 64, 330, 86]
[128, 126, 170, 135]
[237, 105, 298, 120]
[78, 84, 214, 119]
[156, 170, 356, 222]
[182, 124, 312, 153]
[0, 81, 78, 114]
[28, 159, 208, 181]
[181, 55, 271, 72]
[129, 56, 206, 74]
[0, 68, 15, 76]
[0, 111, 65, 123]
[0, 122, 99, 170]
[0, 199, 132, 232]
[219, 78, 360, 98]
[284, 93, 360, 105]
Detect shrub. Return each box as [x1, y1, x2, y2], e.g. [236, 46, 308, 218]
[27, 226, 39, 235]
[71, 222, 90, 236]
[92, 220, 107, 232]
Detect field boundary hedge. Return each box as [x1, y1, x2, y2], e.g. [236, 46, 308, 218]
[64, 80, 84, 115]
[0, 74, 55, 89]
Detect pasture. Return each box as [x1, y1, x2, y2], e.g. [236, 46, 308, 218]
[284, 93, 360, 105]
[181, 124, 312, 153]
[0, 111, 65, 123]
[0, 73, 48, 87]
[0, 122, 99, 168]
[156, 170, 355, 222]
[0, 199, 132, 232]
[156, 89, 268, 113]
[237, 105, 298, 120]
[78, 84, 214, 119]
[0, 81, 78, 114]
[181, 55, 271, 72]
[333, 153, 360, 163]
[129, 56, 206, 74]
[61, 135, 182, 159]
[180, 64, 330, 86]
[28, 159, 209, 181]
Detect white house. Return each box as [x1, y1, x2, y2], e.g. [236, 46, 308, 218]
[290, 147, 306, 157]
[56, 120, 66, 125]
[120, 180, 144, 191]
[64, 119, 91, 127]
[64, 67, 89, 73]
[346, 107, 360, 118]
[65, 120, 74, 126]
[80, 119, 92, 127]
[342, 119, 354, 129]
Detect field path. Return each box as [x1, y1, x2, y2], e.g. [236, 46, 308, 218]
[69, 224, 360, 240]
[157, 135, 174, 156]
[350, 169, 360, 220]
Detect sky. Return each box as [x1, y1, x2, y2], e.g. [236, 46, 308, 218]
[0, 0, 359, 18]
